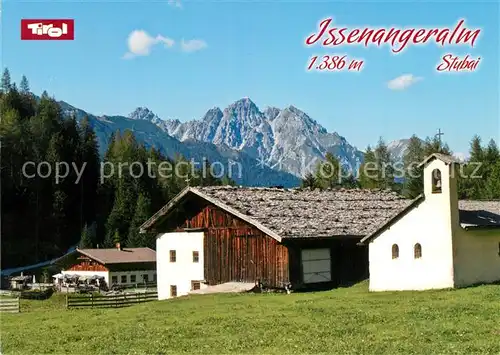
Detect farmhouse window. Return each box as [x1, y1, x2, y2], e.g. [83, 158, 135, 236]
[121, 275, 127, 283]
[170, 285, 177, 297]
[392, 244, 399, 259]
[170, 250, 176, 262]
[191, 281, 201, 290]
[431, 169, 442, 193]
[111, 276, 118, 284]
[193, 251, 199, 263]
[130, 275, 136, 283]
[414, 243, 422, 259]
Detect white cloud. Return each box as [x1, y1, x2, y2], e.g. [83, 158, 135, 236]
[181, 39, 208, 53]
[168, 0, 182, 8]
[123, 30, 175, 59]
[387, 74, 423, 90]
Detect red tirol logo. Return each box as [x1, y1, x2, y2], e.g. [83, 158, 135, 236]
[21, 19, 74, 40]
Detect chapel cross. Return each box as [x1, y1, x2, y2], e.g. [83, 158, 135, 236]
[435, 128, 444, 144]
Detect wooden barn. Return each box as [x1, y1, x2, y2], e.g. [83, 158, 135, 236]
[140, 186, 414, 299]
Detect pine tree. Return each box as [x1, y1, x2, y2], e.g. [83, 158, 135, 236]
[340, 174, 360, 188]
[484, 139, 499, 166]
[301, 172, 316, 188]
[88, 222, 97, 245]
[459, 135, 486, 199]
[20, 75, 30, 93]
[79, 116, 100, 226]
[127, 193, 152, 248]
[482, 139, 500, 199]
[1, 68, 11, 92]
[46, 133, 68, 250]
[314, 152, 340, 189]
[358, 146, 378, 188]
[79, 223, 93, 248]
[103, 230, 114, 248]
[174, 155, 198, 188]
[469, 135, 483, 162]
[199, 158, 218, 186]
[51, 190, 68, 254]
[423, 136, 452, 156]
[113, 230, 121, 245]
[103, 230, 121, 248]
[374, 137, 394, 189]
[402, 135, 425, 198]
[105, 177, 136, 242]
[484, 160, 500, 199]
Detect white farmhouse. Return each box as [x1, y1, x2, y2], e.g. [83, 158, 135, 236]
[155, 232, 205, 299]
[360, 153, 500, 291]
[57, 244, 156, 288]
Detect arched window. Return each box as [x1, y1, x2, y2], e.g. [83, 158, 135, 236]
[392, 244, 399, 259]
[414, 243, 422, 259]
[431, 169, 442, 193]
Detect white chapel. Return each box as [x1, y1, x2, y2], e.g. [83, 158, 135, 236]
[361, 153, 500, 291]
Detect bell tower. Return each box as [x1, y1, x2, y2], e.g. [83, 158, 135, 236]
[419, 153, 461, 226]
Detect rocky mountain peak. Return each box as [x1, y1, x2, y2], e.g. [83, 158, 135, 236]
[279, 105, 327, 135]
[263, 106, 281, 121]
[202, 107, 223, 122]
[224, 97, 260, 116]
[128, 107, 162, 124]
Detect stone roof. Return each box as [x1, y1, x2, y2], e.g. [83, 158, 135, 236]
[77, 248, 156, 265]
[418, 153, 462, 167]
[140, 186, 418, 240]
[459, 200, 500, 228]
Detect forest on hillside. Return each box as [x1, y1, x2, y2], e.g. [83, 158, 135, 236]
[0, 70, 233, 269]
[1, 69, 499, 269]
[399, 135, 500, 199]
[302, 135, 500, 199]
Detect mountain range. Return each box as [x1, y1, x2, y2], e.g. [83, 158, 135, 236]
[59, 97, 415, 187]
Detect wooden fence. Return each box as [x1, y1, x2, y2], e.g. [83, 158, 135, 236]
[0, 297, 20, 313]
[66, 291, 158, 309]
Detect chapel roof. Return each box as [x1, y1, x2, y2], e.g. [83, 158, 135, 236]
[418, 153, 462, 167]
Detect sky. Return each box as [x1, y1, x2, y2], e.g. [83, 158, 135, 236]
[2, 0, 499, 154]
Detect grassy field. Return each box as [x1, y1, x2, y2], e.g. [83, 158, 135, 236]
[1, 282, 500, 354]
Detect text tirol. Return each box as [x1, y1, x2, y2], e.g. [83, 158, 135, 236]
[305, 18, 481, 54]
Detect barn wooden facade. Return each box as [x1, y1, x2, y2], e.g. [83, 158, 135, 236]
[141, 186, 415, 298]
[163, 203, 290, 287]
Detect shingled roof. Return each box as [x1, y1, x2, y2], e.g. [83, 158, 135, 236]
[77, 248, 156, 265]
[418, 153, 462, 167]
[140, 186, 418, 241]
[459, 200, 500, 229]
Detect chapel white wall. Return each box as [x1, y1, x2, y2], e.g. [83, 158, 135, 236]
[156, 231, 205, 300]
[369, 159, 456, 291]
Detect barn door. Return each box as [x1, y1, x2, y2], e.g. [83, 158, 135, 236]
[301, 248, 331, 284]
